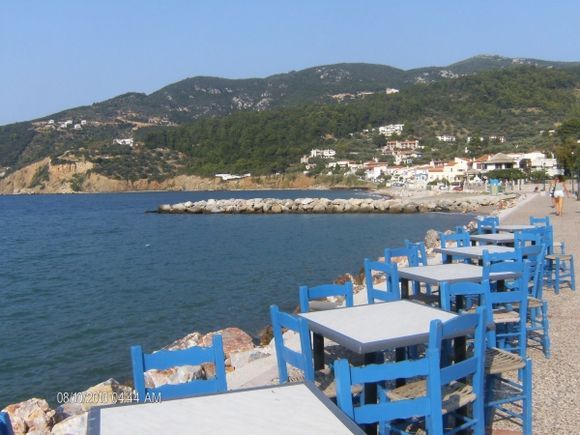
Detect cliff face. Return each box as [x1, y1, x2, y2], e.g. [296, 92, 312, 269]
[0, 159, 320, 194]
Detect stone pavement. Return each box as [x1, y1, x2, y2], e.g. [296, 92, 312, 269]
[501, 192, 579, 434]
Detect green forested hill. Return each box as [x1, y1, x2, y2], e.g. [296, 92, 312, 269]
[138, 66, 580, 175]
[0, 56, 579, 180]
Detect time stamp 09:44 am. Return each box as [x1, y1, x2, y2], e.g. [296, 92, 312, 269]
[56, 391, 162, 405]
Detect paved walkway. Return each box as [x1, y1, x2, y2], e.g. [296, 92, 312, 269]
[502, 193, 579, 434]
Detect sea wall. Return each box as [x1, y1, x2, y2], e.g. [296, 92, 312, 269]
[157, 194, 517, 215]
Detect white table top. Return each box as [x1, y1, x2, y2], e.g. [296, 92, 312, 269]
[88, 383, 362, 435]
[398, 263, 517, 285]
[470, 233, 515, 244]
[299, 300, 456, 354]
[495, 224, 535, 232]
[436, 245, 514, 259]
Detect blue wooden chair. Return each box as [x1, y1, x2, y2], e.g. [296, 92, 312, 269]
[404, 239, 435, 298]
[270, 305, 314, 383]
[0, 412, 13, 435]
[477, 216, 499, 234]
[131, 335, 227, 402]
[364, 258, 400, 304]
[440, 280, 533, 435]
[529, 216, 550, 228]
[384, 245, 417, 268]
[334, 309, 487, 434]
[545, 241, 576, 294]
[439, 231, 471, 263]
[299, 282, 354, 313]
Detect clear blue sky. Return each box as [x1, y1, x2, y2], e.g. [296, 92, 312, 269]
[1, 0, 579, 125]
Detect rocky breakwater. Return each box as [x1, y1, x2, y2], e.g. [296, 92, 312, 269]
[157, 194, 516, 215]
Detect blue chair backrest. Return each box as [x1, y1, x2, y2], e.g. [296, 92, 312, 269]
[477, 216, 499, 234]
[515, 231, 542, 258]
[384, 245, 417, 267]
[482, 248, 522, 280]
[439, 231, 470, 249]
[529, 216, 550, 227]
[334, 309, 486, 433]
[0, 412, 13, 435]
[440, 280, 494, 344]
[364, 258, 401, 304]
[270, 305, 314, 383]
[131, 335, 227, 402]
[482, 257, 530, 357]
[299, 281, 354, 313]
[404, 240, 428, 266]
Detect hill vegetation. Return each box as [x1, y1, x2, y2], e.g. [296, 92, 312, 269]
[0, 56, 579, 183]
[139, 66, 580, 176]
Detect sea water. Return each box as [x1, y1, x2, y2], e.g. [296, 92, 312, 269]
[0, 191, 472, 405]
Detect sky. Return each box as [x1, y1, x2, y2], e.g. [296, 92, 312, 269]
[1, 0, 579, 125]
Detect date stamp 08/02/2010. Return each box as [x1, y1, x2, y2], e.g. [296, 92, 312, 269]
[56, 391, 162, 405]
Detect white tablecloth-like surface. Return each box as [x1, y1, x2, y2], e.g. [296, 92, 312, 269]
[89, 383, 362, 434]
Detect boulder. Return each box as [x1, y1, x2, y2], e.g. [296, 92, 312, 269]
[79, 379, 133, 412]
[171, 203, 186, 212]
[229, 348, 272, 371]
[51, 413, 87, 435]
[145, 365, 205, 389]
[54, 401, 84, 423]
[388, 202, 403, 213]
[3, 398, 56, 434]
[158, 204, 172, 212]
[164, 332, 203, 350]
[201, 327, 255, 359]
[424, 229, 439, 250]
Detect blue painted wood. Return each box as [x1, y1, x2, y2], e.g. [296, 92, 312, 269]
[440, 231, 471, 263]
[384, 246, 417, 266]
[404, 240, 433, 295]
[0, 412, 14, 435]
[269, 305, 314, 383]
[334, 309, 486, 434]
[477, 216, 499, 234]
[364, 258, 401, 304]
[440, 279, 533, 434]
[299, 281, 354, 313]
[130, 334, 227, 403]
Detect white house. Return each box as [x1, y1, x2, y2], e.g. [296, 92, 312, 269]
[378, 124, 404, 136]
[309, 149, 336, 159]
[436, 135, 456, 143]
[114, 138, 134, 147]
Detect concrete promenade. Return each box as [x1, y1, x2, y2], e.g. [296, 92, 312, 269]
[502, 192, 579, 434]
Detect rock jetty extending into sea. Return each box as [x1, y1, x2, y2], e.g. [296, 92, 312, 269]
[157, 194, 517, 215]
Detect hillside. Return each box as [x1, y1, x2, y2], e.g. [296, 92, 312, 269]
[138, 66, 580, 176]
[1, 55, 579, 172]
[0, 56, 579, 193]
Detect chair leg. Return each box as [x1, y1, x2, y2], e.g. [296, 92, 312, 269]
[522, 359, 533, 435]
[554, 257, 561, 294]
[484, 374, 496, 431]
[541, 301, 551, 358]
[570, 257, 576, 291]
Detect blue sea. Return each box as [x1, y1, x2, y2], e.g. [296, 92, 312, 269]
[0, 190, 472, 406]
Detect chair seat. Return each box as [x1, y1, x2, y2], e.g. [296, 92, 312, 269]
[493, 308, 520, 323]
[545, 254, 572, 261]
[409, 293, 439, 305]
[387, 380, 475, 414]
[527, 296, 542, 309]
[485, 348, 525, 374]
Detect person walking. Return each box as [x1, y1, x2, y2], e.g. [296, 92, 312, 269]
[548, 178, 556, 208]
[553, 175, 570, 216]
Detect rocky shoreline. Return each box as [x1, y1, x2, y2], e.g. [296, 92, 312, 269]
[157, 193, 517, 215]
[1, 193, 524, 434]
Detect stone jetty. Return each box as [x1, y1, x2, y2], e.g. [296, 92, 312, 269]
[157, 194, 516, 215]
